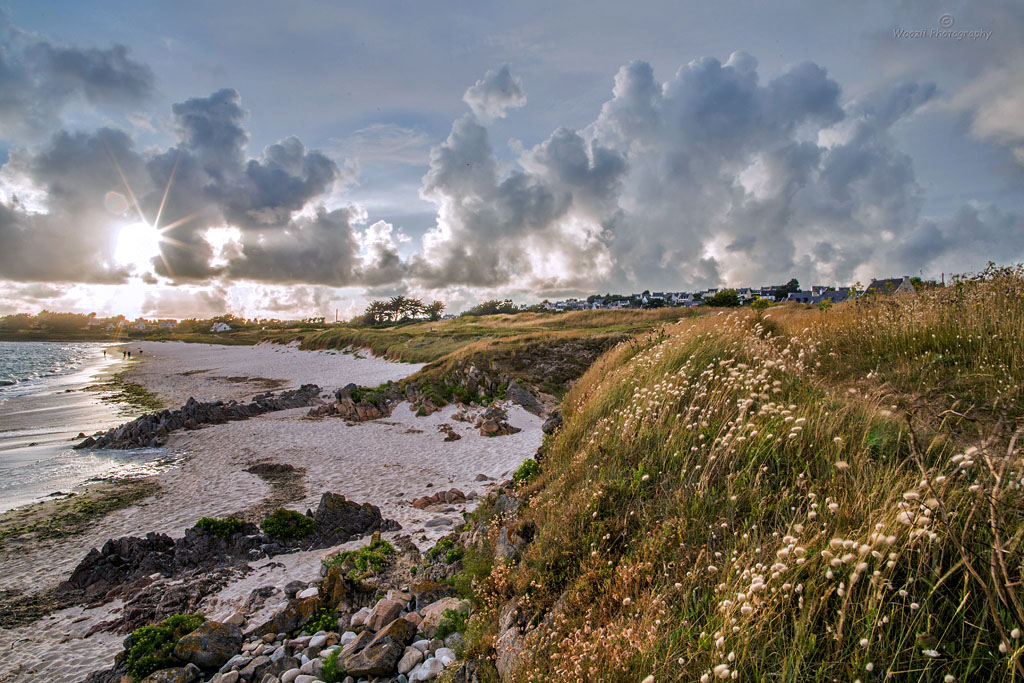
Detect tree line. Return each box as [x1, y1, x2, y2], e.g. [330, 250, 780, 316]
[356, 296, 445, 325]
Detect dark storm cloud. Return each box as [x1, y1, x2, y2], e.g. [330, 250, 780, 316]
[462, 64, 527, 120]
[0, 11, 153, 138]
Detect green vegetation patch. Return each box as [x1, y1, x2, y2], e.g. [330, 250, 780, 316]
[86, 371, 165, 412]
[435, 608, 468, 640]
[322, 648, 346, 683]
[428, 537, 463, 564]
[125, 612, 205, 682]
[324, 538, 395, 573]
[0, 478, 160, 548]
[193, 516, 244, 539]
[303, 607, 338, 635]
[512, 459, 540, 486]
[262, 508, 316, 540]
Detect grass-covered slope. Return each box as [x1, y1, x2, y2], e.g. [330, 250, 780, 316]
[466, 269, 1024, 682]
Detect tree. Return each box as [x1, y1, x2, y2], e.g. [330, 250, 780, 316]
[704, 289, 741, 307]
[777, 278, 801, 298]
[425, 300, 445, 321]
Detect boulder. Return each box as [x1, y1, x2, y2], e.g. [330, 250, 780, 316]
[398, 646, 424, 674]
[410, 580, 457, 611]
[343, 618, 417, 678]
[247, 596, 320, 637]
[507, 381, 543, 416]
[173, 620, 244, 669]
[141, 664, 201, 683]
[312, 492, 399, 544]
[410, 657, 445, 681]
[418, 598, 468, 639]
[366, 598, 404, 632]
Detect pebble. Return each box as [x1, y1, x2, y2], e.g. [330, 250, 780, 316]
[410, 657, 445, 681]
[340, 631, 357, 646]
[411, 639, 430, 653]
[281, 670, 302, 683]
[308, 634, 327, 650]
[297, 586, 319, 600]
[219, 655, 251, 673]
[424, 517, 452, 528]
[294, 676, 319, 683]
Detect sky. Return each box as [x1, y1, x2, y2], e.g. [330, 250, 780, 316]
[1, 1, 1022, 319]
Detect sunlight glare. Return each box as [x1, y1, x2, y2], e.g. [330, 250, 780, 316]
[114, 221, 163, 272]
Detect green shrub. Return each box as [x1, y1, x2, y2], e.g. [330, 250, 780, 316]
[512, 458, 539, 486]
[303, 607, 337, 635]
[193, 516, 244, 539]
[435, 608, 468, 640]
[262, 508, 316, 540]
[125, 612, 205, 682]
[322, 647, 345, 683]
[323, 538, 395, 573]
[428, 538, 465, 564]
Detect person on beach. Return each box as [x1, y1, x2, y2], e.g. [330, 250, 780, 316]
[127, 351, 131, 359]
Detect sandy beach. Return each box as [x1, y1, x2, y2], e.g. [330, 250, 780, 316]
[0, 342, 542, 682]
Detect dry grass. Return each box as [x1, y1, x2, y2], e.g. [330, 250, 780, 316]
[467, 269, 1024, 682]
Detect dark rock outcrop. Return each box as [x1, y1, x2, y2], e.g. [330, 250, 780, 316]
[476, 405, 521, 437]
[411, 488, 466, 509]
[307, 383, 401, 421]
[77, 385, 322, 450]
[311, 492, 400, 545]
[173, 620, 244, 669]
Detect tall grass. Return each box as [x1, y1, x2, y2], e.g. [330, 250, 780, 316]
[468, 271, 1024, 682]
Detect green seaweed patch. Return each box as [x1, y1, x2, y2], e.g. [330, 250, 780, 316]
[85, 371, 164, 413]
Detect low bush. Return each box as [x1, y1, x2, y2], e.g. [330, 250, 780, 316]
[303, 607, 337, 635]
[322, 648, 345, 683]
[125, 612, 205, 682]
[262, 508, 315, 540]
[193, 516, 244, 539]
[435, 608, 468, 640]
[511, 458, 539, 486]
[323, 538, 395, 573]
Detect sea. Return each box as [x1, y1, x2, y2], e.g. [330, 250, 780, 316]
[0, 341, 169, 513]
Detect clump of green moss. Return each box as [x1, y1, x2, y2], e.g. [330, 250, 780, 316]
[125, 612, 205, 682]
[193, 516, 244, 539]
[262, 508, 315, 540]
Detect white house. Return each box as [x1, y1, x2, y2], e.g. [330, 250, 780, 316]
[133, 320, 147, 331]
[157, 319, 177, 329]
[210, 322, 232, 333]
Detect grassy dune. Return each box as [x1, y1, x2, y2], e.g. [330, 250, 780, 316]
[461, 270, 1024, 682]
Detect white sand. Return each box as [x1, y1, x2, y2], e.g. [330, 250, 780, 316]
[120, 340, 424, 406]
[0, 343, 542, 682]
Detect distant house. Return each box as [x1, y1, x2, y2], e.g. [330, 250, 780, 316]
[133, 320, 147, 331]
[866, 276, 916, 296]
[210, 322, 232, 333]
[788, 290, 853, 305]
[787, 291, 816, 304]
[104, 322, 117, 331]
[157, 319, 177, 329]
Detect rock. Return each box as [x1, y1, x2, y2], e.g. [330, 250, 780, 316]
[296, 586, 318, 600]
[475, 405, 521, 437]
[541, 407, 562, 434]
[366, 598, 404, 632]
[240, 655, 272, 680]
[507, 381, 543, 415]
[349, 606, 371, 629]
[308, 634, 328, 650]
[474, 474, 490, 482]
[223, 611, 245, 627]
[173, 620, 244, 670]
[424, 517, 451, 528]
[319, 563, 350, 608]
[294, 676, 319, 683]
[436, 647, 457, 666]
[410, 581, 457, 611]
[444, 632, 464, 652]
[280, 670, 301, 683]
[311, 492, 400, 545]
[398, 646, 424, 674]
[283, 580, 307, 598]
[141, 664, 201, 683]
[419, 598, 468, 638]
[247, 596, 320, 637]
[219, 654, 251, 673]
[494, 526, 525, 563]
[411, 639, 431, 653]
[451, 660, 496, 683]
[77, 385, 322, 450]
[403, 611, 422, 627]
[340, 631, 357, 646]
[494, 626, 525, 679]
[210, 672, 240, 683]
[339, 629, 373, 660]
[343, 618, 417, 678]
[410, 657, 445, 681]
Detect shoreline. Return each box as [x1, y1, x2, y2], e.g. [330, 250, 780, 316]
[0, 341, 542, 681]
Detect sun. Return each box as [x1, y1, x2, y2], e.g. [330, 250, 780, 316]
[114, 221, 163, 272]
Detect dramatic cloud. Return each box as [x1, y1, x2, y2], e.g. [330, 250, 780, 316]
[0, 11, 154, 139]
[462, 65, 527, 120]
